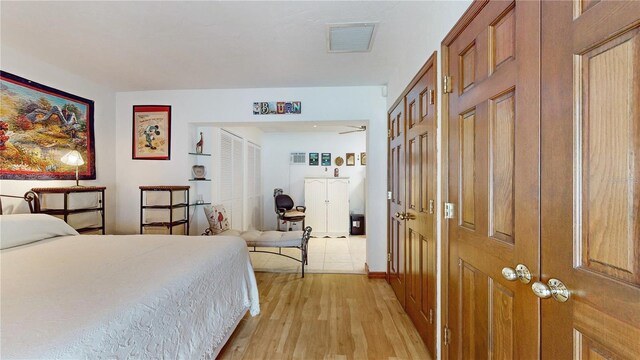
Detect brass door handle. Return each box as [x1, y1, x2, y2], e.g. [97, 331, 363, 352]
[532, 279, 570, 302]
[501, 264, 532, 284]
[394, 212, 406, 220]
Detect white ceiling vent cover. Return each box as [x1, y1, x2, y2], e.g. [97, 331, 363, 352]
[290, 152, 306, 165]
[327, 23, 377, 53]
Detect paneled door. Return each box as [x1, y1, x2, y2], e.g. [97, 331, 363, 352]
[304, 178, 327, 233]
[444, 1, 541, 358]
[388, 99, 406, 306]
[326, 178, 349, 235]
[404, 54, 437, 356]
[540, 1, 640, 358]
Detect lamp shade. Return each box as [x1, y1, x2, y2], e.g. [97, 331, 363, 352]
[61, 150, 85, 166]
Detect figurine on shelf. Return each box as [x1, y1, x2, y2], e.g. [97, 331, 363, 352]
[195, 132, 204, 154]
[334, 168, 339, 177]
[192, 165, 206, 180]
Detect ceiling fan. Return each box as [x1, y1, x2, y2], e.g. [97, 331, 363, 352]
[339, 125, 366, 134]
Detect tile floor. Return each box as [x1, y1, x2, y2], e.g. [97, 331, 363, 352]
[249, 235, 366, 274]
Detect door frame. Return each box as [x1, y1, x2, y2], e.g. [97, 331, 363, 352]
[439, 2, 491, 359]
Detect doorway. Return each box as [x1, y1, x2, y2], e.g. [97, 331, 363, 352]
[212, 121, 369, 275]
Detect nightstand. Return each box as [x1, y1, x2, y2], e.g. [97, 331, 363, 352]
[28, 186, 106, 234]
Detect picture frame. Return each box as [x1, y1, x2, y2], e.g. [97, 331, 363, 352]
[0, 71, 96, 180]
[309, 152, 319, 166]
[321, 153, 331, 166]
[361, 152, 366, 165]
[346, 153, 355, 166]
[132, 105, 171, 160]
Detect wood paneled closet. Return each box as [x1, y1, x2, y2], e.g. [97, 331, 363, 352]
[388, 0, 640, 358]
[387, 53, 438, 356]
[442, 0, 640, 358]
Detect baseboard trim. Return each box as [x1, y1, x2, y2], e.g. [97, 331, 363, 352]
[365, 263, 387, 279]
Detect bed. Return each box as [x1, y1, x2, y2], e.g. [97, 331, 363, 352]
[0, 214, 260, 359]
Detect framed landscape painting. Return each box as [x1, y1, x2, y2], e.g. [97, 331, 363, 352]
[132, 105, 171, 160]
[0, 71, 96, 180]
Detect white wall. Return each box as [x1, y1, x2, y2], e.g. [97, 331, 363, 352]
[115, 86, 388, 270]
[261, 131, 366, 230]
[384, 0, 472, 107]
[0, 45, 117, 231]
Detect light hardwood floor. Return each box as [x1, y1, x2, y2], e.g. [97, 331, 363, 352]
[218, 272, 431, 360]
[250, 236, 367, 274]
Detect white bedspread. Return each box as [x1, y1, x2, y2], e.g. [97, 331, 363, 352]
[0, 234, 260, 359]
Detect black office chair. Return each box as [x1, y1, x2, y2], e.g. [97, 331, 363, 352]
[274, 190, 306, 231]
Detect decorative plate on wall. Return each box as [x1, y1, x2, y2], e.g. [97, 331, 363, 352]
[335, 156, 344, 166]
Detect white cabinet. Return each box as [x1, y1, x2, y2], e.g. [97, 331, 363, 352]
[304, 177, 349, 237]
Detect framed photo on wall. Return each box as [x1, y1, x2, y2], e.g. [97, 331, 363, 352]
[346, 153, 355, 166]
[309, 152, 319, 166]
[321, 153, 331, 166]
[361, 152, 366, 165]
[132, 105, 171, 160]
[0, 71, 96, 180]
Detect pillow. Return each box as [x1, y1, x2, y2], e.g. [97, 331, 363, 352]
[203, 204, 230, 234]
[0, 214, 79, 250]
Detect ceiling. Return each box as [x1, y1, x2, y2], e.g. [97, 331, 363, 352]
[1, 1, 454, 92]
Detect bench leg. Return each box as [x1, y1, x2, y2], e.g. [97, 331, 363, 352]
[301, 247, 305, 278]
[300, 244, 307, 278]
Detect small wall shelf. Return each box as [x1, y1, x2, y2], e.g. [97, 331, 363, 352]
[189, 178, 211, 182]
[188, 152, 211, 156]
[189, 202, 212, 207]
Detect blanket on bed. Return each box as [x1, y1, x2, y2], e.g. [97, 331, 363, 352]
[1, 232, 259, 359]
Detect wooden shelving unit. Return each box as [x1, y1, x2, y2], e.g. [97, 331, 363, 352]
[139, 185, 190, 235]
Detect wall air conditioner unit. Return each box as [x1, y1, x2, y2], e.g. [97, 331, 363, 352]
[290, 152, 306, 165]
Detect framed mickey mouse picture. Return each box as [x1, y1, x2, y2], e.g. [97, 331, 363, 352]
[132, 105, 171, 160]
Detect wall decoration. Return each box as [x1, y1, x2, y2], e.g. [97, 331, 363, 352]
[309, 152, 319, 166]
[361, 152, 367, 166]
[0, 71, 96, 180]
[253, 101, 301, 115]
[346, 153, 355, 166]
[335, 156, 344, 166]
[321, 153, 331, 166]
[192, 165, 206, 180]
[195, 132, 204, 154]
[132, 105, 171, 160]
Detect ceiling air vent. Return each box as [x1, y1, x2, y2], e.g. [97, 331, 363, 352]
[327, 23, 377, 53]
[290, 152, 306, 165]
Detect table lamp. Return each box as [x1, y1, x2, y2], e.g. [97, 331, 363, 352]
[61, 150, 85, 186]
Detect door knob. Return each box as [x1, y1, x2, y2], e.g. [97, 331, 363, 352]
[394, 212, 406, 220]
[531, 278, 570, 302]
[501, 264, 532, 284]
[404, 212, 416, 220]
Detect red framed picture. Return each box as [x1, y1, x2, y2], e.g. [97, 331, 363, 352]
[132, 105, 171, 160]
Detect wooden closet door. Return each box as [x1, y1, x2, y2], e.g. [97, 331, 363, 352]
[541, 1, 640, 358]
[388, 100, 406, 306]
[444, 1, 541, 358]
[404, 54, 437, 356]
